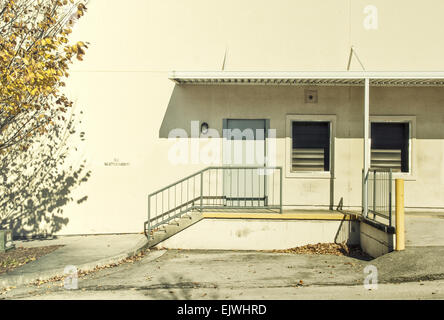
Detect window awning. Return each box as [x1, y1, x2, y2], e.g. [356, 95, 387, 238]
[169, 71, 444, 86]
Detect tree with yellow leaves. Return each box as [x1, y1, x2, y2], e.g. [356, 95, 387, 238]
[0, 0, 88, 152]
[0, 0, 91, 237]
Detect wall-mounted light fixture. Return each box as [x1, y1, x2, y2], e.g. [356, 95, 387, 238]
[200, 122, 209, 134]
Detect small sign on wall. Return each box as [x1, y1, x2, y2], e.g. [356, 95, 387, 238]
[305, 89, 318, 103]
[104, 158, 130, 167]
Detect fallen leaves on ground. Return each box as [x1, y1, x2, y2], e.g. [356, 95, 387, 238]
[264, 243, 370, 257]
[28, 249, 152, 287]
[0, 245, 63, 275]
[0, 286, 16, 295]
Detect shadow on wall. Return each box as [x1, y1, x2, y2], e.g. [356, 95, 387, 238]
[159, 84, 444, 210]
[0, 109, 91, 239]
[159, 84, 230, 138]
[160, 84, 444, 139]
[159, 84, 341, 209]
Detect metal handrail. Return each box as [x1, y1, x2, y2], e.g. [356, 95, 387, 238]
[144, 166, 283, 237]
[363, 167, 393, 226]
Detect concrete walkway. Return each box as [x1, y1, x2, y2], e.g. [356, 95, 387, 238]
[0, 234, 151, 287]
[1, 211, 442, 293]
[406, 212, 444, 246]
[3, 246, 444, 299]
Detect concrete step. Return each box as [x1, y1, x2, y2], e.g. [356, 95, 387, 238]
[147, 211, 203, 248]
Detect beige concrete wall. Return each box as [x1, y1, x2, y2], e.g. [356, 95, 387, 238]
[360, 221, 395, 258]
[56, 0, 444, 235]
[71, 0, 444, 72]
[157, 219, 360, 250]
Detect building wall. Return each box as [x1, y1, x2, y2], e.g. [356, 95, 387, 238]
[158, 85, 444, 210]
[57, 0, 444, 235]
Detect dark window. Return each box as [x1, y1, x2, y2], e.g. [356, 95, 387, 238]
[371, 122, 409, 172]
[292, 121, 330, 171]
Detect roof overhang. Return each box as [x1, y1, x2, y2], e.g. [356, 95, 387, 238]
[169, 71, 444, 86]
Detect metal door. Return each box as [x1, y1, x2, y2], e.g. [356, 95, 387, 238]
[222, 119, 267, 207]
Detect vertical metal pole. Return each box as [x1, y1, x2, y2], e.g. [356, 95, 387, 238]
[384, 172, 387, 216]
[230, 168, 233, 207]
[258, 169, 261, 207]
[147, 196, 151, 237]
[237, 168, 240, 207]
[244, 168, 246, 207]
[362, 169, 365, 215]
[225, 168, 228, 207]
[267, 170, 276, 205]
[279, 167, 283, 213]
[216, 169, 218, 206]
[389, 169, 393, 227]
[395, 179, 405, 250]
[264, 167, 268, 207]
[384, 172, 386, 216]
[373, 169, 376, 216]
[200, 172, 203, 212]
[251, 168, 254, 207]
[363, 78, 370, 217]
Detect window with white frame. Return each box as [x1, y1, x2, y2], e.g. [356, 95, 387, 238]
[370, 122, 409, 173]
[291, 121, 330, 172]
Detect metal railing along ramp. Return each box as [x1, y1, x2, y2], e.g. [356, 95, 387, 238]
[363, 167, 393, 227]
[144, 166, 283, 240]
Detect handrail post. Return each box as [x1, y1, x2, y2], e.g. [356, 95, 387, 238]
[363, 77, 370, 218]
[279, 167, 283, 213]
[147, 196, 151, 238]
[389, 169, 392, 227]
[362, 169, 366, 216]
[373, 169, 376, 214]
[264, 168, 268, 207]
[200, 171, 203, 212]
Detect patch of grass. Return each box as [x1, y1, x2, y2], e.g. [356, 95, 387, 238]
[0, 245, 63, 274]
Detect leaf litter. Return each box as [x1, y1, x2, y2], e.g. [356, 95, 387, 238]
[263, 242, 370, 258]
